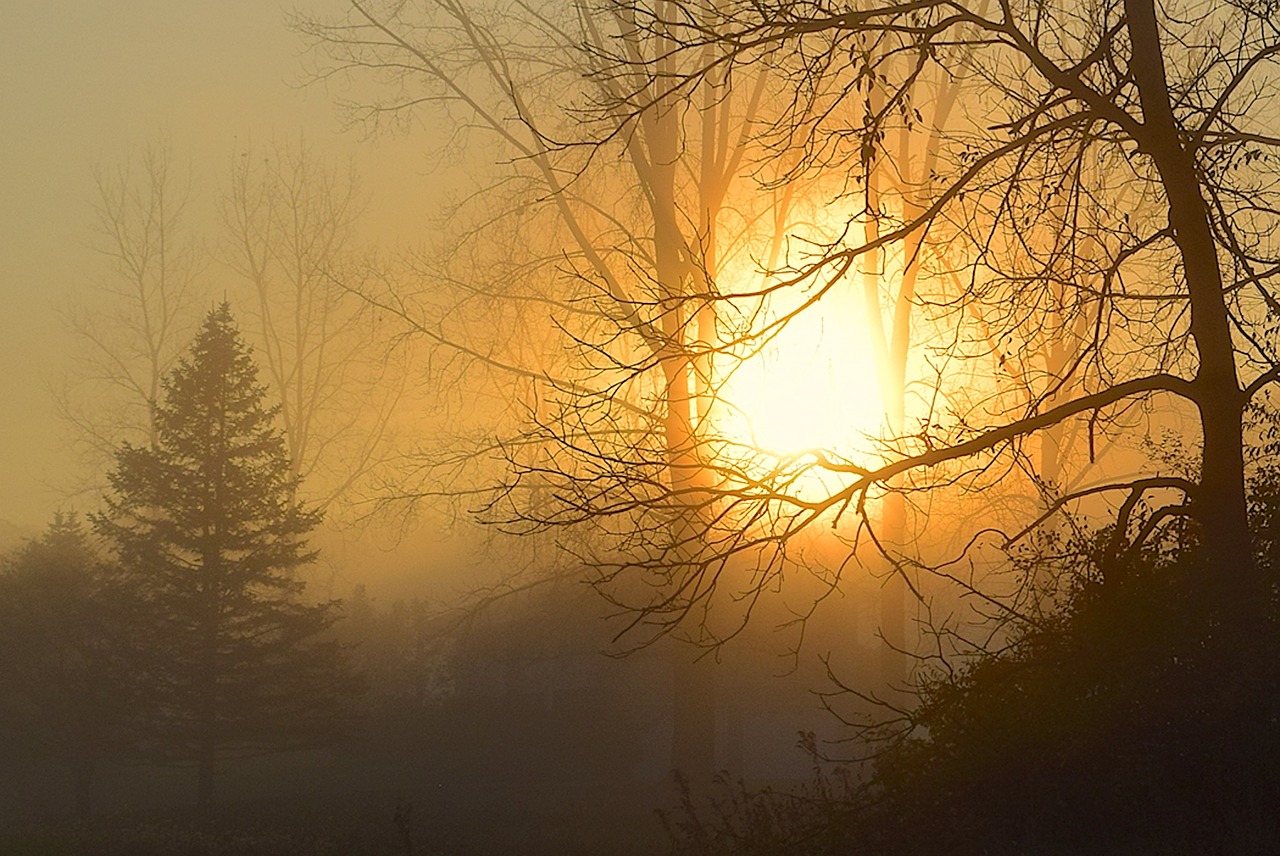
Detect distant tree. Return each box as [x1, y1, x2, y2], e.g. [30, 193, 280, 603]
[298, 0, 808, 782]
[0, 513, 145, 818]
[94, 304, 358, 808]
[60, 138, 398, 521]
[221, 138, 402, 514]
[57, 142, 205, 486]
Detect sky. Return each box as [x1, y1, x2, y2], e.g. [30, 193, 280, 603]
[0, 0, 438, 531]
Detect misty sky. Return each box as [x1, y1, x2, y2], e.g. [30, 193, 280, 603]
[0, 1, 440, 530]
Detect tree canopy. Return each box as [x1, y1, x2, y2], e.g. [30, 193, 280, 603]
[94, 303, 357, 807]
[0, 513, 144, 818]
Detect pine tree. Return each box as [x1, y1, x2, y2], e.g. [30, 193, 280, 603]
[0, 513, 143, 818]
[94, 303, 356, 808]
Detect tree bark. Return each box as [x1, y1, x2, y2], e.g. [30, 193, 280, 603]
[1124, 0, 1253, 604]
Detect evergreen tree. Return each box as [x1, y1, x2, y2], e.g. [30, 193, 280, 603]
[94, 303, 356, 808]
[0, 513, 143, 818]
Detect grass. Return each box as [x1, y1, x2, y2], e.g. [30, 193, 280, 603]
[0, 780, 671, 856]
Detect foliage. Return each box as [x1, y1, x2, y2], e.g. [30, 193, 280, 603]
[870, 547, 1274, 853]
[661, 760, 860, 856]
[93, 304, 359, 806]
[0, 513, 147, 817]
[666, 501, 1280, 854]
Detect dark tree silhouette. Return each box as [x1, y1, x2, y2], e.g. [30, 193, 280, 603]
[0, 513, 144, 818]
[560, 0, 1280, 666]
[94, 304, 357, 808]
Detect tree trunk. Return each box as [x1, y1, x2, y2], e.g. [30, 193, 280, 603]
[1125, 0, 1254, 609]
[638, 33, 721, 780]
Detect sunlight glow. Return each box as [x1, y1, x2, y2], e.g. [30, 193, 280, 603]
[719, 283, 884, 459]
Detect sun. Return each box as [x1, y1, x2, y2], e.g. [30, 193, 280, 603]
[718, 283, 884, 459]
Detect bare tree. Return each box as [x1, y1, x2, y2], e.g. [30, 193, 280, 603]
[298, 0, 818, 779]
[580, 0, 1280, 684]
[57, 142, 204, 488]
[293, 0, 1280, 757]
[220, 138, 402, 515]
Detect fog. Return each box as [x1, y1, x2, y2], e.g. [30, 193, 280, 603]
[0, 0, 432, 531]
[0, 6, 849, 850]
[4, 1, 1280, 853]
